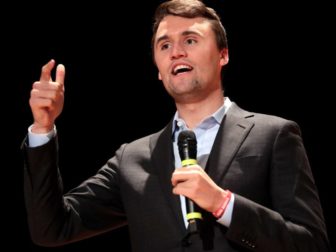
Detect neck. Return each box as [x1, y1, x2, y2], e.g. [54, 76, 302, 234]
[175, 90, 224, 129]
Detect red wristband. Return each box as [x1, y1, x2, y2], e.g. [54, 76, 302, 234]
[212, 190, 232, 219]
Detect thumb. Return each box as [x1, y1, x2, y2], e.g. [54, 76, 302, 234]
[55, 64, 66, 88]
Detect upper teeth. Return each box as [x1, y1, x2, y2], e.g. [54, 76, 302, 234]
[173, 65, 191, 74]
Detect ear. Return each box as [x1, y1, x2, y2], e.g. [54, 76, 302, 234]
[219, 48, 229, 66]
[158, 72, 162, 80]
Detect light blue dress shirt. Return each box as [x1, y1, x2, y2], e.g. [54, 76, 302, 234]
[172, 97, 234, 228]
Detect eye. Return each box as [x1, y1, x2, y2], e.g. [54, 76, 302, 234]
[160, 43, 171, 51]
[185, 38, 197, 45]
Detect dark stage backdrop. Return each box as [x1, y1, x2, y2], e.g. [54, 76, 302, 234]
[3, 0, 334, 251]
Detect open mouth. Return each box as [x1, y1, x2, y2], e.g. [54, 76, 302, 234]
[172, 64, 193, 75]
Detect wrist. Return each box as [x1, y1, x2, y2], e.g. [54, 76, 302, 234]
[212, 190, 232, 219]
[31, 123, 54, 134]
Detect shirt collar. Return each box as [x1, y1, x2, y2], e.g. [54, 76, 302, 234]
[172, 97, 232, 137]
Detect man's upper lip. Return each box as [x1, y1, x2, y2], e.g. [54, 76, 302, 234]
[171, 62, 193, 75]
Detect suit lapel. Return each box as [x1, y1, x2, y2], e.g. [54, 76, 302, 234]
[148, 103, 254, 232]
[150, 121, 186, 232]
[206, 103, 255, 184]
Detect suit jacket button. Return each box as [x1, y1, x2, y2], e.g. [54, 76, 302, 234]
[181, 238, 192, 247]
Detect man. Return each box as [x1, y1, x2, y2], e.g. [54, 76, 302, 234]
[23, 0, 330, 251]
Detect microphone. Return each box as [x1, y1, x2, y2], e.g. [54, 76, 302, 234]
[178, 130, 202, 234]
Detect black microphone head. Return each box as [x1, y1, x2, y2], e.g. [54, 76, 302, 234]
[178, 130, 197, 160]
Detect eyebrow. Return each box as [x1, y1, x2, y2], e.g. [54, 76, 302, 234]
[155, 30, 203, 48]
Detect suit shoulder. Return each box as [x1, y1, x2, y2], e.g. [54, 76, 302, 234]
[252, 112, 297, 127]
[231, 103, 300, 133]
[119, 124, 169, 153]
[234, 104, 297, 126]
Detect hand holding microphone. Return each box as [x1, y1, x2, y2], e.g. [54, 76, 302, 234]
[173, 130, 232, 235]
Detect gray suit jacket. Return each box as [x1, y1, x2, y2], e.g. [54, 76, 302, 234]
[23, 103, 330, 251]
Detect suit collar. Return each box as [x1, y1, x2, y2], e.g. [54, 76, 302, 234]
[149, 121, 186, 232]
[205, 102, 255, 183]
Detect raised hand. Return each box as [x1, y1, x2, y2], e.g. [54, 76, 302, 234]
[29, 59, 65, 133]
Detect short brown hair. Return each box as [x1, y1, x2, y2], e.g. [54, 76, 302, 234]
[152, 0, 228, 52]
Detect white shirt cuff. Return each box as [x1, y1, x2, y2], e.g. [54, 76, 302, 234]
[27, 125, 56, 147]
[216, 193, 235, 227]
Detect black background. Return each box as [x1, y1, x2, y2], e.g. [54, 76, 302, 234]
[3, 0, 334, 251]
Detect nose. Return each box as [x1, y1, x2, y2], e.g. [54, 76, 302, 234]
[170, 43, 187, 60]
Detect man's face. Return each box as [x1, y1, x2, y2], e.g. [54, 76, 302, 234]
[153, 15, 228, 103]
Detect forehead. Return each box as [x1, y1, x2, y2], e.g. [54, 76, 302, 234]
[155, 16, 212, 39]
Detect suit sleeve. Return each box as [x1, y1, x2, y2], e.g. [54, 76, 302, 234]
[225, 121, 331, 251]
[22, 136, 127, 247]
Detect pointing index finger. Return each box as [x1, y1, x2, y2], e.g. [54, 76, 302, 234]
[40, 59, 55, 81]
